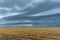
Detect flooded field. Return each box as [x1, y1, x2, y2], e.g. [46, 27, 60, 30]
[0, 28, 60, 40]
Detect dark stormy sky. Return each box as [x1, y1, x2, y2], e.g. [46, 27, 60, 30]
[0, 0, 60, 27]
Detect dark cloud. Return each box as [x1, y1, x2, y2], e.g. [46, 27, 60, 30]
[0, 0, 60, 27]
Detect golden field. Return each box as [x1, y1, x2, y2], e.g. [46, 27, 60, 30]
[0, 28, 60, 40]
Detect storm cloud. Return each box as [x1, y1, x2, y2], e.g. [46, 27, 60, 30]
[0, 0, 60, 27]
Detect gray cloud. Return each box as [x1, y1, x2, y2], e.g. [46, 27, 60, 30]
[0, 0, 60, 27]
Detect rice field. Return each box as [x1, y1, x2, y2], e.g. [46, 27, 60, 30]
[0, 28, 60, 40]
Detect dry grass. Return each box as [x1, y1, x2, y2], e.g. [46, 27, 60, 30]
[0, 28, 60, 40]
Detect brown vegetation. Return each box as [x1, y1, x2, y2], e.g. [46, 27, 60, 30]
[0, 28, 60, 40]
